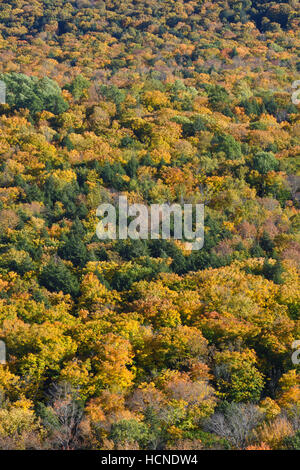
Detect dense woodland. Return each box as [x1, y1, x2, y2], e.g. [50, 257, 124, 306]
[0, 0, 299, 450]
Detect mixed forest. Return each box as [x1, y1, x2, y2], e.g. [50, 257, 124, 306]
[0, 0, 299, 450]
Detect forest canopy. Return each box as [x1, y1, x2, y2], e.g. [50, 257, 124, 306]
[0, 0, 298, 451]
